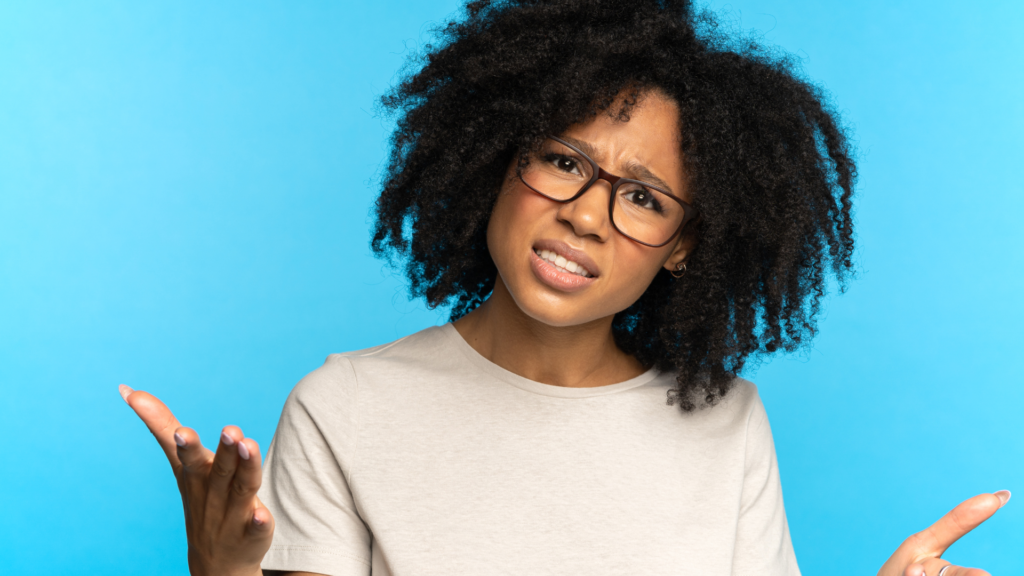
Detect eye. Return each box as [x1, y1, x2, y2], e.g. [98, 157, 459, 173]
[622, 187, 664, 213]
[543, 153, 583, 176]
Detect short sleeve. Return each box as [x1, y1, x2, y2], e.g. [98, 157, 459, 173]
[259, 355, 372, 576]
[731, 394, 801, 576]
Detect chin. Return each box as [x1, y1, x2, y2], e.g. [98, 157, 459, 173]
[510, 290, 614, 328]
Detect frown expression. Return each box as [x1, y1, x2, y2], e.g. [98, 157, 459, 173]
[486, 90, 693, 327]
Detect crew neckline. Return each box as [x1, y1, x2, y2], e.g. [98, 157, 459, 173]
[440, 322, 661, 399]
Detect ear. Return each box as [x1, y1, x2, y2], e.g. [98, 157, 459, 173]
[662, 224, 699, 272]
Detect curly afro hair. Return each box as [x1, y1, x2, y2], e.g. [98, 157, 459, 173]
[372, 0, 856, 411]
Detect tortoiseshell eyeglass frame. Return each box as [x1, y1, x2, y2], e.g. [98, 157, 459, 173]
[518, 136, 699, 248]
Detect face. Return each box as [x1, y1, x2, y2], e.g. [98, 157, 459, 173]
[486, 89, 694, 327]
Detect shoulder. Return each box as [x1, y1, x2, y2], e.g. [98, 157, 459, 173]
[340, 323, 453, 370]
[720, 377, 770, 429]
[723, 377, 765, 417]
[665, 375, 767, 434]
[681, 375, 764, 417]
[718, 377, 775, 447]
[287, 324, 451, 409]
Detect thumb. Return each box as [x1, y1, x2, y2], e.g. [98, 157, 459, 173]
[914, 491, 1010, 559]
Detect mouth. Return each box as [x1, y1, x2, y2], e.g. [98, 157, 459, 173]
[532, 248, 594, 277]
[531, 239, 600, 278]
[528, 239, 600, 293]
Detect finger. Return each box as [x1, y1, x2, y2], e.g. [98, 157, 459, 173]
[916, 492, 1008, 557]
[884, 491, 1010, 571]
[225, 437, 265, 532]
[903, 562, 927, 576]
[909, 558, 949, 576]
[919, 558, 990, 576]
[204, 426, 243, 526]
[120, 385, 184, 470]
[246, 498, 275, 541]
[174, 427, 216, 514]
[226, 497, 276, 566]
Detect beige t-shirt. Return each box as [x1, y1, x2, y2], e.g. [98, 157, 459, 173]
[259, 323, 800, 576]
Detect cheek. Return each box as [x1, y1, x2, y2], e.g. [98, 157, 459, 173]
[485, 180, 673, 325]
[602, 239, 670, 305]
[501, 183, 552, 223]
[487, 184, 551, 260]
[619, 240, 672, 276]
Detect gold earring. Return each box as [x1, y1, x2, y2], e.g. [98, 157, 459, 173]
[670, 262, 687, 279]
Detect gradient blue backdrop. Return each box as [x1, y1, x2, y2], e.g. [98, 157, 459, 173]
[1, 1, 1021, 574]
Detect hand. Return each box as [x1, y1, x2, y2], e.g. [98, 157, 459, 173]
[119, 384, 274, 576]
[878, 491, 1011, 576]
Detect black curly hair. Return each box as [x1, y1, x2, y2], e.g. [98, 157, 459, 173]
[372, 0, 856, 411]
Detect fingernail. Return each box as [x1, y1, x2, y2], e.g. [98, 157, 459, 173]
[995, 490, 1011, 507]
[174, 432, 186, 447]
[118, 384, 134, 404]
[253, 514, 264, 526]
[237, 441, 250, 460]
[220, 431, 235, 446]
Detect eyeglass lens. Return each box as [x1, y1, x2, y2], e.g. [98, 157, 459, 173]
[520, 138, 687, 246]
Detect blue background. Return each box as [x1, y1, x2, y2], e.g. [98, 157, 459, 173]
[1, 1, 1021, 574]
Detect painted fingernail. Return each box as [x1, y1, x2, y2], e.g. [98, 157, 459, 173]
[995, 490, 1011, 507]
[237, 441, 250, 460]
[174, 432, 186, 447]
[220, 431, 235, 446]
[118, 384, 134, 404]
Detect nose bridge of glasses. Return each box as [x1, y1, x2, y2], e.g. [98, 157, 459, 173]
[574, 166, 618, 200]
[596, 167, 621, 187]
[560, 164, 614, 228]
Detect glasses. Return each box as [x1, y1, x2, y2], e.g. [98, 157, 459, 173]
[518, 136, 698, 247]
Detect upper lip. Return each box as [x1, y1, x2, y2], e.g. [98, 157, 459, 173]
[532, 239, 601, 277]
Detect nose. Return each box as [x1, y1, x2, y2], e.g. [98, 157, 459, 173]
[555, 178, 612, 242]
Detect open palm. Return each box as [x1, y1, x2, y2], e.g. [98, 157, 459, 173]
[120, 384, 273, 576]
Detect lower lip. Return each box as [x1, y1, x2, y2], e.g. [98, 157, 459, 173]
[529, 250, 597, 293]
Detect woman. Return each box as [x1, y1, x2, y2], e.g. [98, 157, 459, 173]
[120, 1, 1009, 575]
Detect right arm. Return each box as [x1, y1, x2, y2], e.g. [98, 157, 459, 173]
[119, 384, 325, 576]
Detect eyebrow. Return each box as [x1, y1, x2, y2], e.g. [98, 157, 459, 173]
[559, 135, 677, 196]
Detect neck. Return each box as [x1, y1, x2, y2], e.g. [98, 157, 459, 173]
[452, 278, 646, 387]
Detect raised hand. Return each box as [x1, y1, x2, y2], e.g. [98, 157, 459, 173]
[119, 384, 274, 576]
[878, 491, 1011, 576]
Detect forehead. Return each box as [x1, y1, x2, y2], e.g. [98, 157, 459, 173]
[560, 90, 684, 184]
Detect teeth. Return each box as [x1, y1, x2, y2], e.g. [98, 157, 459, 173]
[535, 249, 592, 278]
